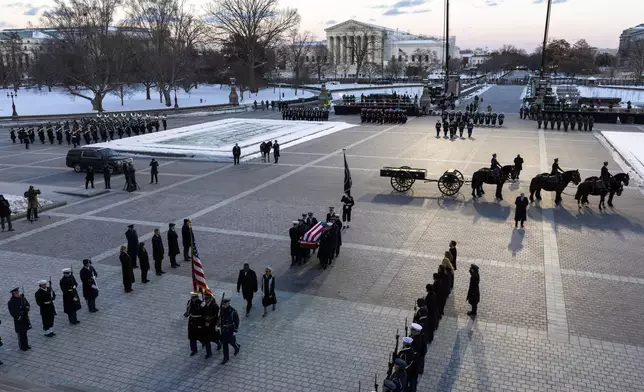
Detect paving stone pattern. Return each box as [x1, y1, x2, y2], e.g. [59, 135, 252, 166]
[1, 103, 644, 391]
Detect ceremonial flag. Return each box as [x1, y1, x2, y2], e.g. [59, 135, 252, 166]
[343, 149, 352, 194]
[190, 229, 212, 295]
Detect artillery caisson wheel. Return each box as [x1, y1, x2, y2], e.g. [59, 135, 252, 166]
[438, 172, 463, 196]
[391, 170, 414, 192]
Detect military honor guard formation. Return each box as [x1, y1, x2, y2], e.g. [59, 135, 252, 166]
[8, 112, 168, 149]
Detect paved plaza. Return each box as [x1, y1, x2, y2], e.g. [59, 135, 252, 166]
[1, 86, 644, 391]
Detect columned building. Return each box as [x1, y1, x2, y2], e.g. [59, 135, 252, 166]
[324, 19, 459, 77]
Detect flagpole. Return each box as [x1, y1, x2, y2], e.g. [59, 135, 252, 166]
[189, 221, 204, 301]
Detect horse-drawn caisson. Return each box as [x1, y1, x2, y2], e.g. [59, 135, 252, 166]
[379, 166, 466, 195]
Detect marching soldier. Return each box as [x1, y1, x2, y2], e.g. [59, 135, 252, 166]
[341, 193, 354, 229]
[498, 112, 505, 126]
[202, 292, 222, 357]
[56, 127, 63, 144]
[570, 114, 576, 131]
[47, 126, 55, 144]
[219, 298, 240, 365]
[10, 128, 16, 143]
[184, 292, 205, 357]
[582, 115, 589, 131]
[536, 111, 543, 129]
[35, 280, 56, 337]
[458, 120, 465, 137]
[38, 127, 46, 144]
[556, 114, 562, 131]
[577, 116, 583, 131]
[563, 115, 569, 132]
[588, 116, 594, 132]
[7, 287, 31, 351]
[435, 119, 443, 137]
[60, 268, 81, 325]
[549, 113, 555, 130]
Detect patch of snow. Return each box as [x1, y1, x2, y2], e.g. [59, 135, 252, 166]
[305, 83, 421, 91]
[600, 131, 644, 188]
[89, 118, 356, 162]
[519, 86, 528, 100]
[4, 194, 53, 215]
[574, 86, 644, 105]
[0, 84, 314, 117]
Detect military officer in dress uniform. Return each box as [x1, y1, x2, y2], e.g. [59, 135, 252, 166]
[184, 292, 204, 357]
[7, 288, 31, 351]
[435, 120, 441, 138]
[35, 280, 56, 337]
[219, 298, 240, 365]
[59, 268, 81, 325]
[600, 162, 611, 188]
[387, 358, 408, 392]
[201, 292, 222, 358]
[551, 158, 564, 178]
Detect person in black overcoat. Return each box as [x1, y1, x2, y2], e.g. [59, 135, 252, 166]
[125, 224, 139, 268]
[138, 242, 150, 283]
[79, 259, 99, 312]
[413, 297, 431, 344]
[236, 263, 258, 317]
[433, 273, 447, 318]
[424, 284, 439, 337]
[449, 240, 457, 270]
[59, 269, 81, 324]
[467, 264, 480, 316]
[119, 246, 134, 292]
[261, 267, 277, 317]
[168, 223, 180, 267]
[513, 154, 524, 179]
[514, 193, 529, 228]
[152, 229, 165, 275]
[201, 292, 221, 358]
[8, 288, 31, 351]
[317, 225, 333, 269]
[181, 219, 192, 262]
[289, 221, 300, 265]
[272, 140, 280, 163]
[332, 218, 342, 258]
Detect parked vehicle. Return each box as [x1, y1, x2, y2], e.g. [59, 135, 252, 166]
[65, 147, 132, 173]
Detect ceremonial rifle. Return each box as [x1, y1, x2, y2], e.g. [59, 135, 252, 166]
[374, 373, 378, 392]
[404, 317, 408, 337]
[49, 276, 57, 315]
[386, 328, 400, 377]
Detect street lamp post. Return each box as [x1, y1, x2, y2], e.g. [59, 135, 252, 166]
[7, 91, 18, 117]
[173, 87, 179, 108]
[540, 0, 553, 77]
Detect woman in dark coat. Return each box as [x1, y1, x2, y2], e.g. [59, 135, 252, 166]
[152, 229, 165, 276]
[261, 267, 276, 317]
[119, 246, 134, 292]
[467, 264, 480, 316]
[138, 242, 150, 283]
[514, 193, 529, 228]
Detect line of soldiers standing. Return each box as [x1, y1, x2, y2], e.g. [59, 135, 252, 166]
[376, 242, 480, 392]
[4, 261, 99, 355]
[434, 110, 505, 139]
[7, 112, 169, 150]
[535, 112, 594, 132]
[282, 106, 330, 121]
[360, 109, 408, 124]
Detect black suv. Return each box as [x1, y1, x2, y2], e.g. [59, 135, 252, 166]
[66, 147, 133, 173]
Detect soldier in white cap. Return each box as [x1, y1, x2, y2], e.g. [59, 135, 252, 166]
[409, 323, 425, 390]
[60, 268, 81, 325]
[35, 280, 56, 337]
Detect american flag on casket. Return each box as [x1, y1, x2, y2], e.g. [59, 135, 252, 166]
[300, 222, 327, 249]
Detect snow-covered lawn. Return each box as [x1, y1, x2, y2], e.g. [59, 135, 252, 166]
[305, 82, 421, 90]
[560, 86, 644, 104]
[0, 84, 314, 117]
[5, 194, 53, 215]
[90, 118, 355, 161]
[601, 131, 644, 185]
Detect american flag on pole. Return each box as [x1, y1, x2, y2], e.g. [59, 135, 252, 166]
[343, 149, 352, 194]
[190, 229, 212, 295]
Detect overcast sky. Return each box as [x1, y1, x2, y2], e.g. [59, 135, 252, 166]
[1, 0, 642, 51]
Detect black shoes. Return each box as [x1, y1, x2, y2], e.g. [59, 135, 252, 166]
[205, 353, 212, 359]
[45, 332, 55, 337]
[190, 351, 197, 357]
[221, 359, 229, 365]
[234, 344, 240, 356]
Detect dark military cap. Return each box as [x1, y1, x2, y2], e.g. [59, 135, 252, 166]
[10, 287, 19, 293]
[221, 298, 231, 304]
[127, 224, 134, 228]
[470, 264, 479, 270]
[169, 223, 176, 228]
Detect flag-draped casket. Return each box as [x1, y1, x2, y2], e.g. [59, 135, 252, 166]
[300, 222, 326, 249]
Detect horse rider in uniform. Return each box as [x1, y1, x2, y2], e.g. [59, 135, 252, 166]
[490, 153, 502, 180]
[550, 158, 564, 180]
[600, 162, 611, 190]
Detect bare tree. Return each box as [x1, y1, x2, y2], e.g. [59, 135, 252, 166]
[626, 40, 644, 82]
[205, 0, 300, 92]
[125, 0, 207, 106]
[280, 29, 313, 86]
[39, 0, 134, 111]
[340, 26, 378, 81]
[310, 44, 329, 81]
[0, 32, 28, 91]
[383, 58, 403, 79]
[362, 62, 381, 82]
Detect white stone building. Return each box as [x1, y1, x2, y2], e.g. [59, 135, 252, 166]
[324, 19, 459, 77]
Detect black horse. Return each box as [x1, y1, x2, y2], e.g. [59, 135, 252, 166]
[471, 165, 514, 200]
[529, 170, 582, 205]
[574, 173, 629, 209]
